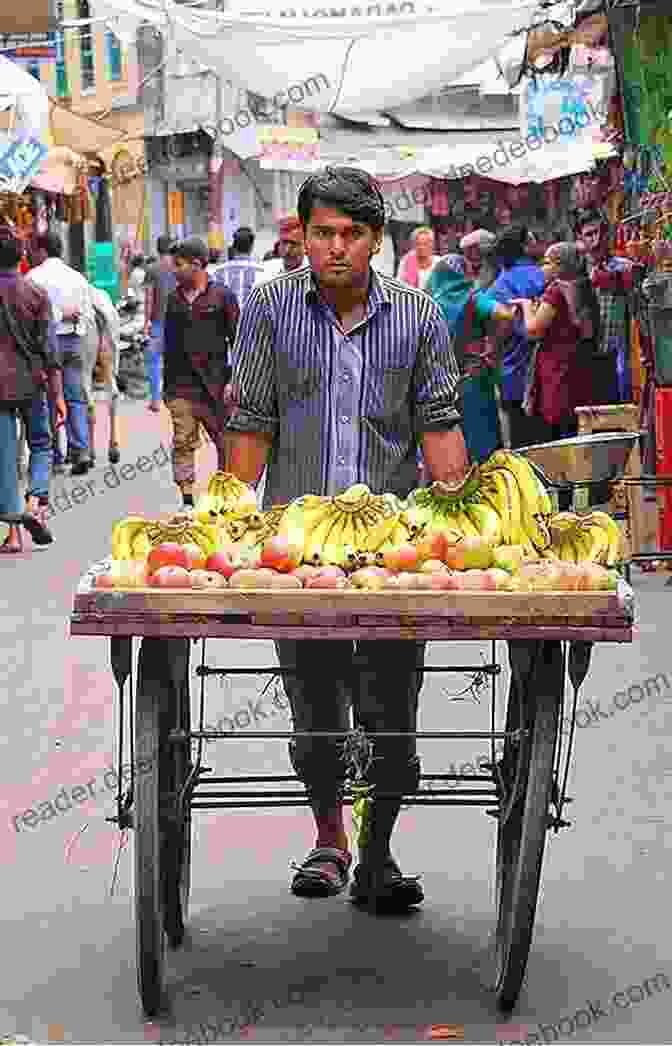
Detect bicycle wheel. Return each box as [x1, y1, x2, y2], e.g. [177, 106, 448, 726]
[163, 664, 192, 949]
[135, 645, 165, 1018]
[494, 640, 562, 1012]
[134, 638, 191, 1016]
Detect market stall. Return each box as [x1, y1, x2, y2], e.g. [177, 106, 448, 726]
[70, 455, 634, 1017]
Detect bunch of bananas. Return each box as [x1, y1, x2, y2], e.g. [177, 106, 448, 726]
[278, 484, 401, 566]
[479, 451, 552, 553]
[194, 472, 257, 526]
[111, 514, 218, 561]
[404, 452, 551, 553]
[548, 511, 622, 566]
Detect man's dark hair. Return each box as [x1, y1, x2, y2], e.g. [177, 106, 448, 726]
[36, 231, 63, 258]
[208, 248, 222, 265]
[157, 234, 174, 255]
[494, 224, 530, 269]
[0, 228, 22, 269]
[232, 227, 255, 255]
[131, 254, 145, 269]
[297, 166, 386, 232]
[171, 237, 209, 267]
[571, 207, 607, 236]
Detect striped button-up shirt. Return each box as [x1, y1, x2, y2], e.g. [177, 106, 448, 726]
[228, 265, 461, 508]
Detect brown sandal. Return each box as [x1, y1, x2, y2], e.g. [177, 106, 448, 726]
[290, 846, 352, 897]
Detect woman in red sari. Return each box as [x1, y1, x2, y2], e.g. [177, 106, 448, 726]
[514, 242, 600, 442]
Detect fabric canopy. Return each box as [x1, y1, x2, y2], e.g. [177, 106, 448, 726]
[94, 0, 562, 117]
[46, 101, 129, 154]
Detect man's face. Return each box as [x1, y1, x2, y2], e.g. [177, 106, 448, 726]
[578, 221, 603, 256]
[173, 255, 202, 288]
[304, 205, 380, 291]
[278, 229, 305, 271]
[415, 231, 434, 259]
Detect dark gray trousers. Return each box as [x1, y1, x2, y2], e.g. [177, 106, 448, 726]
[274, 639, 425, 802]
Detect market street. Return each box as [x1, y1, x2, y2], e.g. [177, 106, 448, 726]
[0, 402, 670, 1045]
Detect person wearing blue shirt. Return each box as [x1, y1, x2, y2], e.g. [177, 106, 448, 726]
[489, 225, 546, 448]
[427, 253, 513, 463]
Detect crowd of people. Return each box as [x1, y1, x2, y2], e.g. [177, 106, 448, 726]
[0, 175, 634, 558]
[0, 164, 644, 910]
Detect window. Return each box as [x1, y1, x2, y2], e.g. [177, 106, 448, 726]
[77, 0, 95, 91]
[105, 28, 122, 81]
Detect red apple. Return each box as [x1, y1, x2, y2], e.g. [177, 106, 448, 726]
[382, 543, 419, 573]
[414, 529, 447, 564]
[260, 535, 303, 573]
[205, 549, 236, 579]
[147, 542, 189, 574]
[182, 542, 207, 571]
[95, 572, 116, 588]
[149, 565, 193, 588]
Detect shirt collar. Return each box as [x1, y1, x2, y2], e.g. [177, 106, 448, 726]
[304, 265, 391, 314]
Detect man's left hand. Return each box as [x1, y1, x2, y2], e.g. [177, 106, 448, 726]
[54, 396, 67, 426]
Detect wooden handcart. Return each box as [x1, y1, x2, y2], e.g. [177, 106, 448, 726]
[70, 562, 635, 1019]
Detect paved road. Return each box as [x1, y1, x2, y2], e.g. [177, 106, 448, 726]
[1, 402, 671, 1045]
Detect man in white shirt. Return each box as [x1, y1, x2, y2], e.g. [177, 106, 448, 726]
[255, 214, 306, 286]
[28, 232, 95, 474]
[213, 227, 265, 307]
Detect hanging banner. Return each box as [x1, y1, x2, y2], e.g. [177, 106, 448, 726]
[95, 0, 540, 117]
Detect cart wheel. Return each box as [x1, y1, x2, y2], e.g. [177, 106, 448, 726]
[163, 671, 192, 949]
[494, 641, 562, 1012]
[134, 638, 192, 1017]
[135, 674, 165, 1018]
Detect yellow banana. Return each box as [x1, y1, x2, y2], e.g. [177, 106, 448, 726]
[571, 529, 594, 563]
[320, 514, 350, 566]
[112, 517, 150, 560]
[304, 508, 341, 563]
[131, 529, 152, 560]
[585, 525, 609, 564]
[583, 511, 622, 565]
[485, 452, 548, 516]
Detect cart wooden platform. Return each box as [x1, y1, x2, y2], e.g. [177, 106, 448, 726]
[70, 559, 635, 1019]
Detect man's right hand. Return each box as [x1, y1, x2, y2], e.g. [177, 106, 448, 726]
[53, 396, 67, 426]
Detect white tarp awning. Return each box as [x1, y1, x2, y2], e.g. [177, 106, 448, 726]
[0, 54, 50, 142]
[93, 0, 556, 117]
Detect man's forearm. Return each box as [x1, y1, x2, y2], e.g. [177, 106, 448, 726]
[228, 432, 273, 485]
[421, 427, 470, 484]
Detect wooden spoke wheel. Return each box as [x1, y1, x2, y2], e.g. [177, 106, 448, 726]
[134, 639, 192, 1018]
[493, 640, 562, 1013]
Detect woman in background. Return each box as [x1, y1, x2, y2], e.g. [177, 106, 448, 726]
[514, 242, 599, 442]
[427, 254, 512, 463]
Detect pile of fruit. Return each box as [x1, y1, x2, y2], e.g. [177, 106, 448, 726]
[98, 453, 623, 593]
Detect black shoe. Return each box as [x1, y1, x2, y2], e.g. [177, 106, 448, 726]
[70, 458, 91, 476]
[350, 857, 424, 912]
[52, 463, 66, 476]
[108, 445, 120, 465]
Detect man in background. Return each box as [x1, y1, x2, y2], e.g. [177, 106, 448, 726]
[28, 231, 93, 476]
[162, 237, 239, 509]
[397, 226, 436, 290]
[573, 206, 633, 404]
[255, 215, 306, 285]
[214, 227, 264, 308]
[143, 234, 177, 413]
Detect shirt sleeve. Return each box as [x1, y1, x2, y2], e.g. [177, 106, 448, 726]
[226, 286, 279, 435]
[413, 301, 462, 433]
